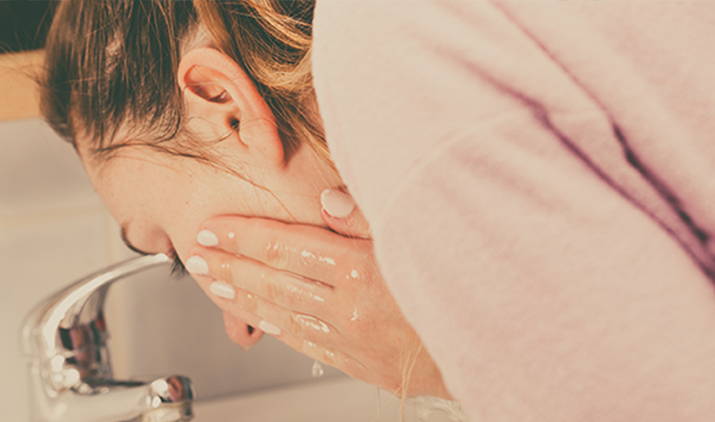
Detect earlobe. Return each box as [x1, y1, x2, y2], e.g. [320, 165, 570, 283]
[177, 47, 285, 166]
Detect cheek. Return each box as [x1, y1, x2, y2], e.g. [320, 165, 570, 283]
[93, 159, 185, 222]
[160, 170, 258, 256]
[88, 155, 205, 255]
[183, 166, 279, 219]
[91, 153, 282, 260]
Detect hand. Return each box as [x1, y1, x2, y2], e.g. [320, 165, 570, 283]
[217, 187, 365, 351]
[185, 190, 451, 399]
[221, 308, 264, 350]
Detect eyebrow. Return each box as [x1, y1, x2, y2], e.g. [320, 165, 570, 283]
[120, 224, 150, 256]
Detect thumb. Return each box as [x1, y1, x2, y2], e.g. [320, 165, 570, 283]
[320, 188, 371, 239]
[222, 311, 264, 350]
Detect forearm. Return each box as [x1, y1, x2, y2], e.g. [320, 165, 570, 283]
[373, 131, 715, 421]
[428, 223, 715, 420]
[478, 260, 715, 421]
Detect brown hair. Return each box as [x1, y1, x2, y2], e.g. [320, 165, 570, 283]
[40, 0, 329, 166]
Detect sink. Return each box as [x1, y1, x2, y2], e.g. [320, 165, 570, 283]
[194, 377, 464, 422]
[193, 377, 401, 422]
[22, 255, 461, 422]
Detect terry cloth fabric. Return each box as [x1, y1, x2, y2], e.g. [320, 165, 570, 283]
[312, 1, 715, 420]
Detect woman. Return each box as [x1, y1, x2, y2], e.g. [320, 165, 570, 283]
[41, 0, 451, 403]
[40, 0, 715, 420]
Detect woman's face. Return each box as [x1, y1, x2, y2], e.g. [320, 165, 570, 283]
[73, 47, 341, 265]
[80, 130, 340, 266]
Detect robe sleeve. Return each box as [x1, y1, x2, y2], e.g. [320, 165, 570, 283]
[311, 1, 715, 419]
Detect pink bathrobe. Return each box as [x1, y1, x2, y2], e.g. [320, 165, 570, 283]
[312, 1, 715, 420]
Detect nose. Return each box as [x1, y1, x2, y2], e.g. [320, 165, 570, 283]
[120, 220, 174, 256]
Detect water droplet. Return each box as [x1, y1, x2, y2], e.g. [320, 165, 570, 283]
[311, 360, 324, 378]
[319, 255, 337, 265]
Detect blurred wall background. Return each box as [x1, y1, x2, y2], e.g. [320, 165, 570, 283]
[0, 1, 54, 121]
[0, 1, 55, 54]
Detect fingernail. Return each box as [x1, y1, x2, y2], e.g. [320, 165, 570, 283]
[209, 281, 236, 299]
[258, 320, 281, 336]
[320, 188, 355, 218]
[197, 229, 219, 246]
[186, 255, 209, 275]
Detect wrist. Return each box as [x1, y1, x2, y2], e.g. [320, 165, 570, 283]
[407, 353, 454, 400]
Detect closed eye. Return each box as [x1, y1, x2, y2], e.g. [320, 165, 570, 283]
[119, 225, 186, 278]
[120, 225, 151, 256]
[169, 252, 187, 278]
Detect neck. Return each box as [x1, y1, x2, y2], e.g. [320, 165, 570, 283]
[270, 142, 343, 226]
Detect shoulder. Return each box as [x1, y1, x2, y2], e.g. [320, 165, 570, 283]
[311, 0, 541, 226]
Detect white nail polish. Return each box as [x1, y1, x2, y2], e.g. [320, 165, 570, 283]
[197, 229, 219, 246]
[259, 320, 282, 336]
[186, 256, 209, 275]
[320, 188, 355, 218]
[209, 281, 236, 299]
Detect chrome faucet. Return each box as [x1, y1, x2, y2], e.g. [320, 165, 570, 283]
[21, 254, 195, 422]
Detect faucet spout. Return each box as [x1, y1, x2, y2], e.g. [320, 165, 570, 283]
[21, 255, 195, 422]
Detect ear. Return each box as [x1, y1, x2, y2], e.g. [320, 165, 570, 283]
[177, 47, 284, 165]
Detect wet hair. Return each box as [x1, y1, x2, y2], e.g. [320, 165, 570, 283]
[40, 0, 329, 166]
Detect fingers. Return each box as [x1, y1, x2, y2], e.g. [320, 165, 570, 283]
[222, 312, 263, 350]
[320, 188, 371, 239]
[196, 215, 371, 287]
[191, 270, 345, 352]
[218, 290, 360, 373]
[189, 247, 335, 319]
